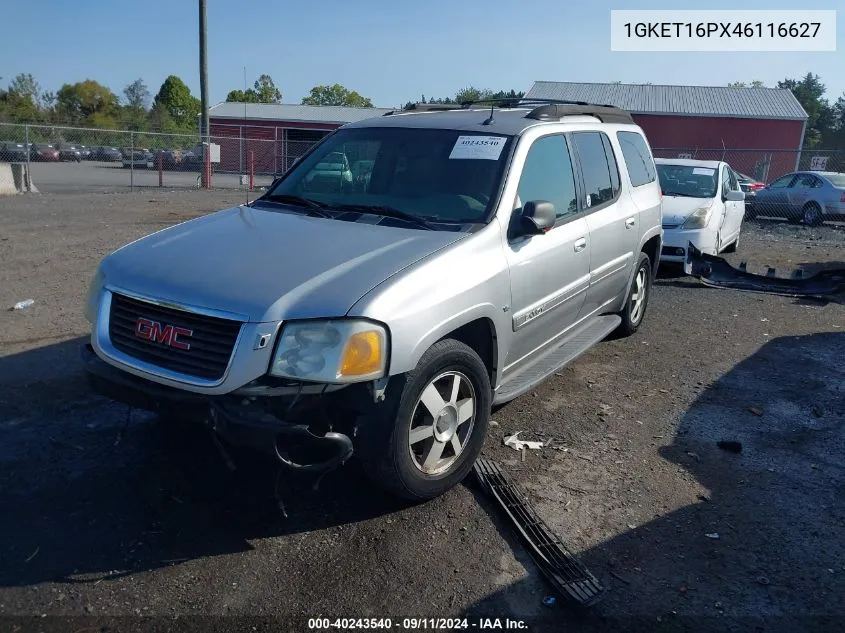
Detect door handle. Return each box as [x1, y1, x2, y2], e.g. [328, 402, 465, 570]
[574, 237, 587, 252]
[625, 217, 636, 228]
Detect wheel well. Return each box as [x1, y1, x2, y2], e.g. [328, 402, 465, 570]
[642, 235, 661, 277]
[440, 319, 498, 385]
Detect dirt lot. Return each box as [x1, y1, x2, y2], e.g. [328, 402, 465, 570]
[1, 191, 843, 633]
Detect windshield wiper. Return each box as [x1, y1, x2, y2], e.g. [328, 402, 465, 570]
[329, 203, 436, 230]
[663, 191, 701, 198]
[262, 194, 334, 218]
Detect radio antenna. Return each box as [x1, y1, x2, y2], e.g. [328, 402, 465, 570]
[244, 66, 249, 206]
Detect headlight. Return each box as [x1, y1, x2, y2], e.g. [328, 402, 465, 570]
[269, 319, 388, 383]
[84, 266, 105, 323]
[681, 203, 714, 229]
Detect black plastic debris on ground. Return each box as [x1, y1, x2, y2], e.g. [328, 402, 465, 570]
[683, 242, 845, 298]
[472, 458, 605, 607]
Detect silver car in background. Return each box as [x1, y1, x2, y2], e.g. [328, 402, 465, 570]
[750, 170, 845, 226]
[82, 101, 663, 500]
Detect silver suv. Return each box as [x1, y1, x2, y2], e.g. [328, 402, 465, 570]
[83, 101, 663, 500]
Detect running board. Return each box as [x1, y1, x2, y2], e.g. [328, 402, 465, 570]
[473, 458, 605, 607]
[493, 315, 621, 405]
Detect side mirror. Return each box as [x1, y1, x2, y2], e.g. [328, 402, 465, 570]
[519, 200, 556, 235]
[725, 190, 745, 202]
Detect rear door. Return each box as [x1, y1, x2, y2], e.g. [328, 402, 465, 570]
[571, 131, 638, 318]
[502, 133, 590, 377]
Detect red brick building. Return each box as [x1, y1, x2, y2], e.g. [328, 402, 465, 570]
[208, 103, 392, 175]
[524, 81, 809, 182]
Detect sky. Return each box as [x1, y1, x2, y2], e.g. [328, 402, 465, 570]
[3, 0, 843, 109]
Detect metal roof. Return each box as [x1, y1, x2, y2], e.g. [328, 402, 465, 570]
[208, 102, 394, 124]
[525, 82, 808, 121]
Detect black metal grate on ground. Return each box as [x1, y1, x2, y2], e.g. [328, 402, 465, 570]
[473, 457, 605, 607]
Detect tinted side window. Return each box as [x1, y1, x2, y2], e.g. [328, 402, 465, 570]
[601, 134, 621, 196]
[722, 167, 732, 197]
[769, 175, 795, 189]
[572, 132, 617, 208]
[516, 135, 578, 219]
[728, 169, 740, 191]
[616, 131, 656, 187]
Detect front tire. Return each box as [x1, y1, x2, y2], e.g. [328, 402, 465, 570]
[360, 339, 491, 501]
[803, 202, 823, 227]
[614, 252, 652, 338]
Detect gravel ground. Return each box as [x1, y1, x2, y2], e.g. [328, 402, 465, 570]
[1, 191, 843, 633]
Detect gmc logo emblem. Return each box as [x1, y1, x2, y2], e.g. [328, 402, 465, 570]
[134, 318, 193, 351]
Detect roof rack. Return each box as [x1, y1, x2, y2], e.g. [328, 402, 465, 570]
[382, 103, 464, 116]
[458, 97, 634, 123]
[523, 102, 634, 124]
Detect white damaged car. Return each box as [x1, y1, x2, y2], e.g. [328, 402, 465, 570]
[656, 158, 745, 263]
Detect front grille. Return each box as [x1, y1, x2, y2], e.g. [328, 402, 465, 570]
[108, 293, 243, 381]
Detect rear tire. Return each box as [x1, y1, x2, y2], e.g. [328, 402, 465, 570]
[614, 252, 652, 338]
[360, 339, 491, 501]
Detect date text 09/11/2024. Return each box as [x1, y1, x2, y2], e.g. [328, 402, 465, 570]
[307, 618, 529, 630]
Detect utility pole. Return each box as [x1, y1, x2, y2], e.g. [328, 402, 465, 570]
[199, 0, 210, 188]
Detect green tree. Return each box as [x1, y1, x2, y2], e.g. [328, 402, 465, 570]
[153, 75, 200, 130]
[777, 73, 833, 148]
[301, 84, 373, 107]
[226, 73, 282, 104]
[124, 78, 150, 110]
[122, 78, 150, 130]
[727, 80, 766, 88]
[3, 73, 42, 122]
[253, 74, 281, 103]
[9, 73, 40, 103]
[226, 89, 259, 103]
[55, 79, 119, 126]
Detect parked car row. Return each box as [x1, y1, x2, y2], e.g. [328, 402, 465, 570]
[0, 141, 126, 163]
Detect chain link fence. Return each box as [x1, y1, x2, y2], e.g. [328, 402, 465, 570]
[0, 122, 325, 193]
[3, 121, 844, 194]
[652, 147, 845, 183]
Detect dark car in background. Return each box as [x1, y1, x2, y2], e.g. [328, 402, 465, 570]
[57, 144, 83, 162]
[92, 146, 123, 162]
[30, 143, 60, 161]
[733, 170, 765, 215]
[0, 141, 30, 162]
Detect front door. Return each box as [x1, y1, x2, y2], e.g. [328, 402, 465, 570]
[720, 165, 744, 246]
[571, 131, 637, 317]
[503, 134, 590, 378]
[757, 173, 797, 218]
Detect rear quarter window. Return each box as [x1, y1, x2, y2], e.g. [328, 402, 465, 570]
[616, 131, 656, 188]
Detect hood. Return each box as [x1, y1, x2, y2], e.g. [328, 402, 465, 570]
[101, 204, 465, 322]
[662, 196, 714, 226]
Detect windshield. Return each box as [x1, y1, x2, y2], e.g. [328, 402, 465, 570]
[263, 127, 514, 225]
[823, 173, 845, 187]
[656, 163, 719, 198]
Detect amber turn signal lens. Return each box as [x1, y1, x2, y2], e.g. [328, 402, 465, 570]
[338, 330, 384, 377]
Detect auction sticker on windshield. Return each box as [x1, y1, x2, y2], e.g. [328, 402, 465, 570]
[693, 167, 715, 175]
[449, 136, 507, 160]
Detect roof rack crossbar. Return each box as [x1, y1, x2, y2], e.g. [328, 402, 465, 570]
[524, 103, 634, 124]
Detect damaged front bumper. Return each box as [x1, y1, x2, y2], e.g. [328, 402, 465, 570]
[683, 242, 845, 298]
[81, 343, 356, 475]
